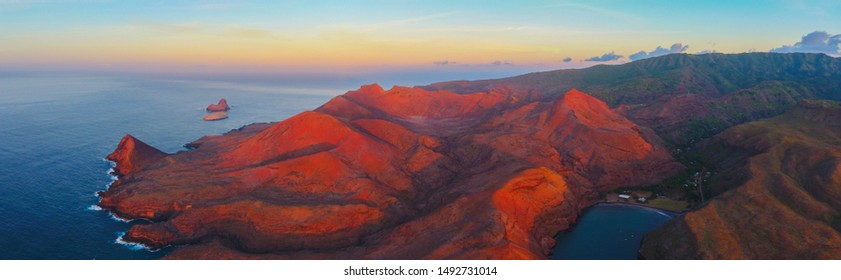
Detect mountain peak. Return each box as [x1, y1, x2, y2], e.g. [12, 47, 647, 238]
[561, 89, 604, 106]
[554, 89, 613, 124]
[358, 83, 385, 94]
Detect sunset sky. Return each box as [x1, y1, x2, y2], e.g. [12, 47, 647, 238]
[1, 0, 840, 79]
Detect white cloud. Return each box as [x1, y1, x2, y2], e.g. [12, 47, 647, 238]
[629, 43, 689, 61]
[770, 31, 840, 56]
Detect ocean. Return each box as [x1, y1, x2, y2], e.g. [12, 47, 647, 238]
[551, 203, 677, 260]
[0, 75, 336, 259]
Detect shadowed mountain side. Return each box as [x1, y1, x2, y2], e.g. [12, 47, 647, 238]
[640, 100, 841, 259]
[423, 53, 841, 145]
[98, 86, 680, 259]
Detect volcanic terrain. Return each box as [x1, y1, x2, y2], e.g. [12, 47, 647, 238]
[99, 86, 680, 259]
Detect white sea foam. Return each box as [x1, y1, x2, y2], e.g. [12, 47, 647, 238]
[95, 160, 134, 223]
[106, 167, 118, 181]
[107, 212, 132, 223]
[87, 205, 102, 211]
[96, 161, 117, 197]
[641, 206, 675, 219]
[103, 158, 118, 176]
[653, 210, 673, 219]
[115, 232, 157, 252]
[604, 202, 676, 218]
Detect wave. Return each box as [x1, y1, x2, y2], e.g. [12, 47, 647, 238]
[599, 202, 677, 218]
[103, 159, 118, 181]
[87, 205, 102, 211]
[94, 160, 118, 198]
[652, 209, 673, 219]
[107, 212, 132, 223]
[107, 169, 118, 181]
[630, 203, 676, 218]
[115, 232, 158, 252]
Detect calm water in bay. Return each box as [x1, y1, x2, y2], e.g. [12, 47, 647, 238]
[551, 203, 678, 260]
[0, 75, 336, 259]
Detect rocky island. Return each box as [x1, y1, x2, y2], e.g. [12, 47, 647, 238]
[206, 98, 230, 112]
[204, 98, 230, 121]
[203, 111, 228, 121]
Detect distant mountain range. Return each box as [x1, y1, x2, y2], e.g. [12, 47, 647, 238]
[425, 53, 841, 146]
[428, 53, 841, 259]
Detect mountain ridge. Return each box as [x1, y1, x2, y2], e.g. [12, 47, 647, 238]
[423, 52, 841, 145]
[98, 87, 680, 259]
[639, 100, 841, 259]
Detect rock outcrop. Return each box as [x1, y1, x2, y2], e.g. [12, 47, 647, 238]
[640, 100, 841, 259]
[203, 112, 228, 121]
[206, 98, 229, 112]
[105, 134, 167, 176]
[99, 85, 681, 259]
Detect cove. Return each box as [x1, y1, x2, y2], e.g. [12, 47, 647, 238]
[550, 203, 678, 260]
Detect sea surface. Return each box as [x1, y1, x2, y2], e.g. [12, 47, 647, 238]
[550, 203, 678, 260]
[0, 75, 677, 260]
[0, 75, 337, 259]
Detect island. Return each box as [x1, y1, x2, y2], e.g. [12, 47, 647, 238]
[98, 86, 680, 259]
[207, 98, 230, 112]
[203, 111, 228, 121]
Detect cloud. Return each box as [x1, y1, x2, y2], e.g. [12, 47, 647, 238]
[386, 12, 457, 26]
[585, 52, 623, 62]
[543, 2, 643, 23]
[132, 20, 204, 34]
[490, 60, 512, 66]
[432, 60, 512, 67]
[629, 43, 689, 61]
[770, 31, 840, 56]
[777, 0, 840, 15]
[330, 12, 457, 33]
[227, 26, 273, 38]
[563, 57, 572, 62]
[695, 50, 720, 55]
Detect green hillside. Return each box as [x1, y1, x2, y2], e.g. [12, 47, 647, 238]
[426, 53, 841, 146]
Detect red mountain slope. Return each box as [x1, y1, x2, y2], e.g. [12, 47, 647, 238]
[99, 85, 680, 259]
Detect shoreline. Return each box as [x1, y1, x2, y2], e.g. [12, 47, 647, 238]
[602, 192, 690, 214]
[115, 232, 160, 252]
[596, 200, 686, 216]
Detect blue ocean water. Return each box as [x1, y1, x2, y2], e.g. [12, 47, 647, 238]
[550, 203, 677, 260]
[0, 75, 336, 259]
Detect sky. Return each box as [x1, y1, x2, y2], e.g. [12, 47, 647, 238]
[1, 0, 840, 82]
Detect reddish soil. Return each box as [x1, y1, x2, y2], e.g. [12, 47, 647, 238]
[99, 85, 680, 259]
